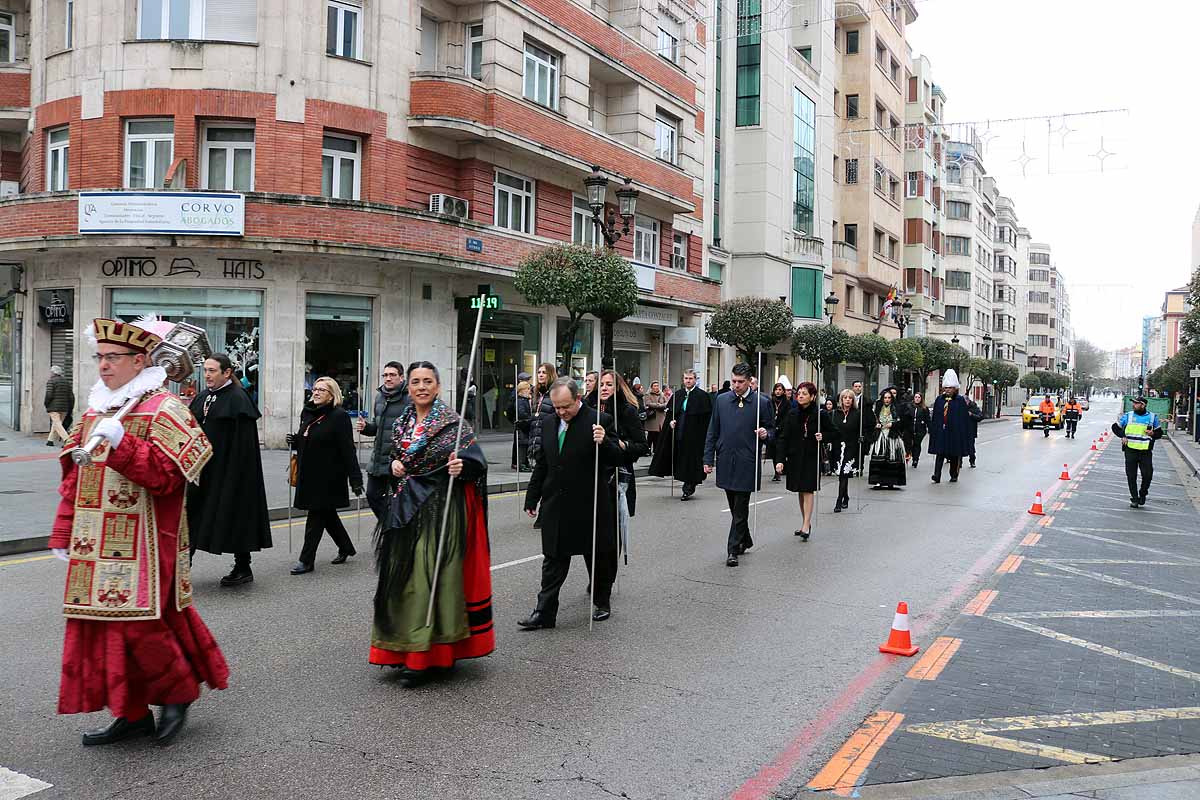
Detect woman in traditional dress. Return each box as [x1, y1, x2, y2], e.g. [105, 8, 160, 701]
[868, 389, 910, 489]
[594, 370, 649, 564]
[774, 381, 824, 540]
[370, 361, 494, 687]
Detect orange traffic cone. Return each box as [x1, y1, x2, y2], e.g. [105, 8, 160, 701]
[1060, 464, 1070, 480]
[1028, 491, 1045, 515]
[1090, 440, 1098, 451]
[879, 602, 920, 657]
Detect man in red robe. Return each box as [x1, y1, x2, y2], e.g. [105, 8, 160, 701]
[49, 317, 228, 746]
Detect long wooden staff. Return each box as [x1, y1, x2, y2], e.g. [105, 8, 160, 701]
[425, 294, 487, 628]
[813, 364, 821, 535]
[590, 405, 600, 632]
[355, 347, 363, 546]
[752, 351, 763, 540]
[514, 363, 521, 514]
[856, 381, 865, 513]
[287, 341, 296, 554]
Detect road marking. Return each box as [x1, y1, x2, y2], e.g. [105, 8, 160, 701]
[988, 614, 1200, 682]
[1051, 501, 1065, 511]
[1002, 610, 1200, 620]
[0, 766, 52, 799]
[0, 554, 56, 567]
[1064, 526, 1197, 537]
[1051, 529, 1200, 563]
[905, 707, 1200, 765]
[1038, 515, 1055, 527]
[906, 637, 961, 681]
[1020, 533, 1042, 546]
[1029, 561, 1200, 605]
[722, 496, 782, 513]
[806, 711, 904, 795]
[963, 589, 998, 616]
[996, 555, 1023, 574]
[1034, 559, 1198, 566]
[490, 554, 543, 572]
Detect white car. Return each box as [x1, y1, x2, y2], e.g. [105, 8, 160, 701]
[1079, 398, 1090, 411]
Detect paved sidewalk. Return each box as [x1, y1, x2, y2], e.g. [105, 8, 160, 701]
[807, 434, 1200, 795]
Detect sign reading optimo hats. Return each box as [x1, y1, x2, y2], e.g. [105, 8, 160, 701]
[78, 192, 245, 236]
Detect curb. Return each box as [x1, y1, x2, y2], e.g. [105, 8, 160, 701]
[1167, 434, 1200, 478]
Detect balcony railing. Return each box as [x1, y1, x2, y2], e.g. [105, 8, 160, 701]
[833, 241, 858, 261]
[834, 0, 870, 24]
[789, 233, 824, 262]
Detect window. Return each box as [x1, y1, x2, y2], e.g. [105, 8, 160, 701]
[202, 125, 254, 191]
[321, 133, 360, 200]
[888, 175, 899, 203]
[46, 127, 69, 192]
[875, 102, 886, 131]
[657, 26, 679, 64]
[1028, 269, 1050, 282]
[465, 22, 483, 79]
[1028, 290, 1050, 304]
[844, 28, 859, 54]
[946, 200, 970, 220]
[125, 119, 174, 189]
[1027, 334, 1049, 347]
[672, 232, 687, 270]
[944, 305, 970, 325]
[872, 228, 884, 255]
[735, 0, 761, 126]
[844, 158, 858, 184]
[709, 260, 724, 282]
[905, 171, 918, 198]
[792, 88, 815, 234]
[873, 162, 884, 192]
[946, 163, 961, 184]
[572, 195, 599, 247]
[888, 236, 898, 261]
[790, 267, 822, 318]
[843, 223, 857, 248]
[889, 58, 900, 84]
[797, 46, 811, 63]
[494, 170, 534, 233]
[1029, 313, 1050, 325]
[946, 235, 971, 256]
[1029, 252, 1051, 265]
[523, 42, 560, 110]
[138, 0, 258, 42]
[655, 112, 678, 163]
[0, 12, 12, 61]
[66, 0, 74, 49]
[845, 94, 859, 119]
[945, 270, 971, 290]
[862, 292, 874, 316]
[634, 215, 659, 265]
[419, 14, 438, 70]
[326, 0, 361, 58]
[875, 40, 886, 67]
[888, 115, 899, 143]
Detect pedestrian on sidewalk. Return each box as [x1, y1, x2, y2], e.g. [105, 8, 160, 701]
[49, 316, 227, 747]
[869, 389, 909, 489]
[369, 362, 494, 686]
[774, 381, 823, 539]
[929, 369, 971, 484]
[909, 392, 929, 469]
[827, 389, 862, 511]
[43, 365, 74, 447]
[526, 363, 558, 466]
[769, 381, 793, 482]
[642, 380, 668, 455]
[1112, 395, 1163, 508]
[519, 377, 622, 629]
[704, 363, 774, 567]
[510, 380, 533, 470]
[187, 353, 272, 586]
[289, 377, 363, 574]
[357, 361, 411, 523]
[593, 370, 649, 567]
[648, 369, 713, 501]
[965, 396, 984, 468]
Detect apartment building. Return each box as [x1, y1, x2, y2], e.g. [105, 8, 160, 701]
[0, 0, 715, 438]
[828, 0, 917, 353]
[1056, 270, 1073, 374]
[993, 194, 1026, 375]
[899, 53, 945, 341]
[1024, 243, 1056, 371]
[1112, 345, 1142, 380]
[1162, 285, 1190, 361]
[1142, 314, 1163, 375]
[705, 0, 835, 385]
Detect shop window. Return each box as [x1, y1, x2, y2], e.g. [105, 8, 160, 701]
[0, 11, 13, 62]
[137, 0, 258, 43]
[790, 266, 821, 319]
[459, 308, 542, 430]
[556, 317, 592, 381]
[326, 0, 361, 58]
[321, 133, 360, 200]
[201, 125, 254, 192]
[572, 195, 599, 247]
[305, 293, 373, 412]
[47, 127, 69, 192]
[634, 215, 659, 266]
[494, 170, 534, 233]
[465, 22, 483, 79]
[125, 119, 174, 189]
[523, 41, 560, 110]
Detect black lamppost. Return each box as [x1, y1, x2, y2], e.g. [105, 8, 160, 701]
[824, 291, 839, 325]
[982, 333, 994, 416]
[583, 165, 639, 247]
[891, 296, 913, 337]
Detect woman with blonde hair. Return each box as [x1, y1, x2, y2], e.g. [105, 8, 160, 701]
[289, 376, 363, 574]
[826, 388, 863, 512]
[591, 370, 649, 577]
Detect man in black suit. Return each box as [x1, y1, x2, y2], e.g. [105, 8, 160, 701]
[519, 377, 623, 628]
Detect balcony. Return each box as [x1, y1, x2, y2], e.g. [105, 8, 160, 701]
[907, 293, 943, 320]
[0, 65, 31, 134]
[835, 0, 871, 24]
[833, 241, 858, 269]
[787, 233, 824, 265]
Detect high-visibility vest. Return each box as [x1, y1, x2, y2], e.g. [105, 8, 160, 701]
[1123, 412, 1157, 451]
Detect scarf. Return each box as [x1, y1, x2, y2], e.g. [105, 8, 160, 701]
[391, 398, 476, 495]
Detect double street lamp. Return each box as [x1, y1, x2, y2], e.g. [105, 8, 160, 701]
[891, 295, 914, 337]
[583, 165, 640, 247]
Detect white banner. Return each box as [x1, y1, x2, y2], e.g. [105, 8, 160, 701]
[79, 192, 245, 236]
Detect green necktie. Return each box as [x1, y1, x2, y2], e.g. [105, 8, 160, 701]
[558, 425, 567, 452]
[682, 391, 689, 412]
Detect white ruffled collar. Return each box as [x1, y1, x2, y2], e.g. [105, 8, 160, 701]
[87, 366, 168, 412]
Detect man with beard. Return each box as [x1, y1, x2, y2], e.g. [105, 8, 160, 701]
[648, 368, 713, 501]
[187, 353, 272, 586]
[357, 361, 411, 522]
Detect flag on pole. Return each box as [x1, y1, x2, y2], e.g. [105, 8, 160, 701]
[878, 287, 897, 321]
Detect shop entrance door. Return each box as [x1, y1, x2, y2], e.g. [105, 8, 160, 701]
[0, 294, 18, 430]
[473, 335, 520, 435]
[305, 293, 372, 413]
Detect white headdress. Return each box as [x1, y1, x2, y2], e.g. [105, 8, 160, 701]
[942, 369, 960, 388]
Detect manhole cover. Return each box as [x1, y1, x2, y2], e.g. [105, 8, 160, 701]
[0, 489, 33, 495]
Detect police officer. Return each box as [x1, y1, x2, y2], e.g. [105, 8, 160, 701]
[1112, 396, 1163, 508]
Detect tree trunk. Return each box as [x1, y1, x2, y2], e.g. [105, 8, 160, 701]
[558, 313, 582, 377]
[601, 318, 615, 370]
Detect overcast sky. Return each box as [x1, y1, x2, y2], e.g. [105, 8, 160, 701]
[905, 0, 1200, 353]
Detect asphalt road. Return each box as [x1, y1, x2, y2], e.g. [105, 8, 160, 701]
[0, 400, 1124, 799]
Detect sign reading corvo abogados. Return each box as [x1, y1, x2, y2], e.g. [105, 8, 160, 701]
[78, 192, 245, 236]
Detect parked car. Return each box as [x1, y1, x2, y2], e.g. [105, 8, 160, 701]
[1021, 402, 1064, 430]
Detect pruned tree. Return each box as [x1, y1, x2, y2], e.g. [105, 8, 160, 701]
[911, 336, 956, 379]
[891, 338, 924, 389]
[1181, 266, 1200, 345]
[992, 363, 1020, 397]
[706, 297, 796, 369]
[792, 323, 851, 389]
[847, 332, 896, 389]
[514, 244, 638, 371]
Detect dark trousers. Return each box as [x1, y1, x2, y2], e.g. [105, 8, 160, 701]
[647, 430, 660, 454]
[725, 490, 752, 554]
[299, 509, 355, 566]
[837, 474, 850, 505]
[911, 433, 926, 467]
[365, 473, 391, 523]
[536, 551, 617, 618]
[1066, 419, 1078, 437]
[933, 455, 961, 480]
[1125, 449, 1154, 500]
[510, 438, 529, 468]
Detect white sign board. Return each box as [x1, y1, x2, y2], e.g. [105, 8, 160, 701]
[79, 192, 245, 236]
[626, 305, 679, 327]
[1189, 368, 1200, 379]
[632, 264, 656, 292]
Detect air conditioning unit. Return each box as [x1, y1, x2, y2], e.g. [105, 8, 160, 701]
[0, 181, 18, 198]
[672, 254, 687, 271]
[429, 193, 470, 219]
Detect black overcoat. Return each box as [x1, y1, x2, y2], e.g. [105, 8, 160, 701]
[524, 405, 623, 559]
[704, 390, 775, 493]
[187, 383, 273, 554]
[293, 404, 363, 511]
[648, 386, 712, 484]
[775, 401, 824, 493]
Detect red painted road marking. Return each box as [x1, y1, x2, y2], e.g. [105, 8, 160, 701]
[0, 453, 59, 463]
[806, 711, 905, 795]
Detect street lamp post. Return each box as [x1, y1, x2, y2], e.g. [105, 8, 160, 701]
[890, 296, 913, 338]
[583, 165, 639, 247]
[823, 291, 839, 396]
[982, 333, 994, 417]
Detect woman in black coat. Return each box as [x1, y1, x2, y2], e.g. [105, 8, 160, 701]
[510, 381, 533, 470]
[910, 392, 931, 469]
[769, 383, 792, 482]
[826, 389, 863, 512]
[289, 376, 364, 574]
[774, 381, 823, 540]
[595, 371, 649, 559]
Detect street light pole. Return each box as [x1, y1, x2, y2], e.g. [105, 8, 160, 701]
[583, 165, 639, 248]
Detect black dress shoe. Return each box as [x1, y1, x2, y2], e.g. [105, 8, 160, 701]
[290, 561, 314, 575]
[949, 477, 958, 483]
[517, 611, 555, 630]
[592, 607, 611, 622]
[82, 713, 155, 746]
[1130, 498, 1140, 508]
[931, 475, 941, 483]
[834, 503, 843, 513]
[680, 493, 692, 501]
[331, 551, 354, 565]
[726, 555, 739, 567]
[219, 565, 253, 586]
[155, 703, 189, 746]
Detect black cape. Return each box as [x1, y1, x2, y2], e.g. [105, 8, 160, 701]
[187, 382, 273, 554]
[648, 385, 712, 485]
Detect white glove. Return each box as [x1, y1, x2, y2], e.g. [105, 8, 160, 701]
[92, 418, 126, 450]
[52, 548, 69, 562]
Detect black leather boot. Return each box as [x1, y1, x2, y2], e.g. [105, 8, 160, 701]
[82, 713, 155, 746]
[220, 563, 253, 586]
[155, 703, 190, 746]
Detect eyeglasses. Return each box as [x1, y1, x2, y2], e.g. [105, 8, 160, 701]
[311, 387, 329, 394]
[91, 351, 140, 364]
